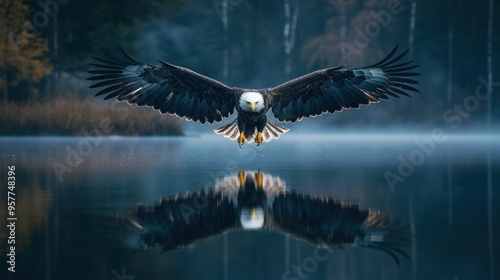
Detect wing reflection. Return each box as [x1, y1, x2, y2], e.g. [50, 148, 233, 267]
[114, 170, 409, 264]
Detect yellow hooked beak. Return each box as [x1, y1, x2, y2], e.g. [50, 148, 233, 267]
[249, 102, 256, 112]
[251, 208, 256, 219]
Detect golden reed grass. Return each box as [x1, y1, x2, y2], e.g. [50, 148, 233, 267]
[0, 97, 183, 136]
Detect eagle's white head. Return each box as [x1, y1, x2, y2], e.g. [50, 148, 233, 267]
[239, 91, 265, 113]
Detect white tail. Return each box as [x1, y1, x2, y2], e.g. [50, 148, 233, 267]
[213, 118, 289, 143]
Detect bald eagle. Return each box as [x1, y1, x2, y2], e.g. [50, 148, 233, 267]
[88, 46, 419, 146]
[111, 170, 409, 265]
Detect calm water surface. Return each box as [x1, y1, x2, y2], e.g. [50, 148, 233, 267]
[0, 135, 498, 280]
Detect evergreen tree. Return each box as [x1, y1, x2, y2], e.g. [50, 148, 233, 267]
[0, 0, 52, 102]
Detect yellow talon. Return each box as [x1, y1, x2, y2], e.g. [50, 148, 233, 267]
[255, 132, 264, 146]
[238, 169, 246, 187]
[255, 170, 264, 188]
[238, 132, 246, 147]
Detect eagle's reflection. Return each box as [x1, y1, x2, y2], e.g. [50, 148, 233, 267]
[115, 170, 409, 264]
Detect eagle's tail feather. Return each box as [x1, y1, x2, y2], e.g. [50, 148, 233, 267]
[214, 118, 289, 143]
[213, 118, 240, 140]
[260, 120, 289, 143]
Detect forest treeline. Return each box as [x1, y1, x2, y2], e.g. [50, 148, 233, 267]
[0, 0, 498, 131]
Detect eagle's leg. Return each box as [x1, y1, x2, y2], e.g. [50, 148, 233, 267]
[238, 132, 246, 148]
[255, 133, 263, 146]
[255, 117, 266, 146]
[237, 117, 247, 148]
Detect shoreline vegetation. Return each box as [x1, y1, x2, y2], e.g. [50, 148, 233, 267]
[0, 97, 183, 136]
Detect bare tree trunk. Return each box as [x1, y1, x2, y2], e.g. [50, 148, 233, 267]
[486, 1, 494, 279]
[446, 0, 454, 229]
[339, 0, 347, 61]
[408, 0, 417, 58]
[284, 0, 300, 76]
[221, 3, 229, 278]
[221, 0, 229, 83]
[486, 0, 493, 126]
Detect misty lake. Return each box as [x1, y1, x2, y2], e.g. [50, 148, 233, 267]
[0, 134, 498, 280]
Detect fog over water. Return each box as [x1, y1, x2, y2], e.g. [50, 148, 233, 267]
[0, 135, 498, 280]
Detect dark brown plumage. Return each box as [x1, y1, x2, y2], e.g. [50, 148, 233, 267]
[87, 45, 420, 146]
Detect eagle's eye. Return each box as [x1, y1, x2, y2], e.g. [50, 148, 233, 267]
[246, 101, 251, 104]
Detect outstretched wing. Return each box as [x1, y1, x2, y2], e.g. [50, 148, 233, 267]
[270, 46, 420, 122]
[270, 192, 372, 245]
[87, 47, 236, 124]
[116, 191, 239, 252]
[269, 192, 410, 265]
